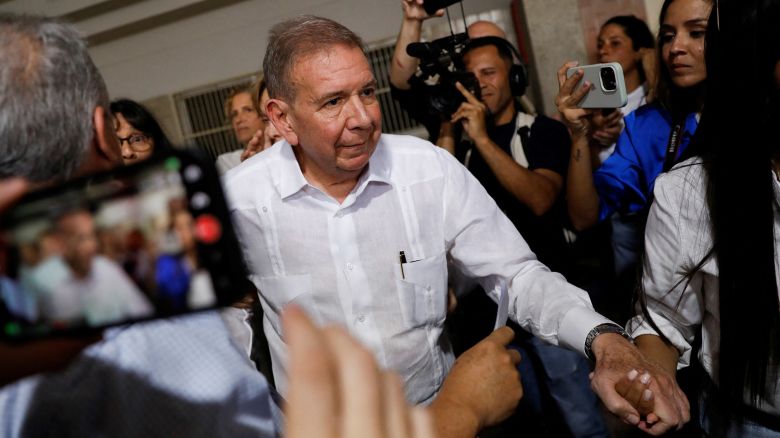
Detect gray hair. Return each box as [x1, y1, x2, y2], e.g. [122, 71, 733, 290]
[263, 15, 365, 102]
[0, 14, 109, 182]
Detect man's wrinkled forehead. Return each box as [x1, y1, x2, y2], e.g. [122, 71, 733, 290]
[288, 43, 369, 99]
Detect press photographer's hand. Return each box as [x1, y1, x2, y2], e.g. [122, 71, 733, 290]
[451, 82, 490, 145]
[401, 0, 444, 21]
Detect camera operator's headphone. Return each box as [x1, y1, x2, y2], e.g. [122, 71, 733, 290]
[466, 36, 528, 97]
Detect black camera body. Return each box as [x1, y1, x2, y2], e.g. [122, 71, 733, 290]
[406, 32, 482, 118]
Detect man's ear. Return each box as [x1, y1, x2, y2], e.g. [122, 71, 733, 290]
[266, 99, 299, 146]
[93, 106, 123, 167]
[74, 106, 123, 177]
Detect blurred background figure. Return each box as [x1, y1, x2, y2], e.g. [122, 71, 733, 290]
[240, 82, 283, 162]
[49, 209, 153, 326]
[121, 227, 155, 291]
[591, 15, 655, 166]
[110, 98, 174, 165]
[154, 208, 215, 313]
[215, 80, 265, 174]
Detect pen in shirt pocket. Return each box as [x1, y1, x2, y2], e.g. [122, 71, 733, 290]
[399, 251, 407, 279]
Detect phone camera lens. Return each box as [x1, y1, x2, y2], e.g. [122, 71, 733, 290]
[600, 67, 617, 92]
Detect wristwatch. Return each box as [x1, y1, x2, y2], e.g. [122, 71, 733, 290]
[584, 323, 634, 361]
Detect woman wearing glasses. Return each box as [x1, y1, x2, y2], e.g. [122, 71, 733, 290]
[110, 99, 173, 165]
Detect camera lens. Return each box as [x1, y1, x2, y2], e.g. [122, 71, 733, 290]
[600, 67, 617, 92]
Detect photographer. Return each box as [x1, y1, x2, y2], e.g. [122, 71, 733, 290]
[389, 1, 511, 142]
[449, 36, 614, 437]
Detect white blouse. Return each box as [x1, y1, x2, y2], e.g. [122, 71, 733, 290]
[627, 158, 780, 415]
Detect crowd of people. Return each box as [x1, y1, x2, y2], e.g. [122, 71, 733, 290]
[1, 0, 779, 436]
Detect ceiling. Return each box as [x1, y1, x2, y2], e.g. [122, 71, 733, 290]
[0, 0, 250, 46]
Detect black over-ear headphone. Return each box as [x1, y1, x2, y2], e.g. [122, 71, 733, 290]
[466, 36, 528, 97]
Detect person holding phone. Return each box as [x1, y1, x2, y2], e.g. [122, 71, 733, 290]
[590, 15, 656, 166]
[557, 0, 711, 322]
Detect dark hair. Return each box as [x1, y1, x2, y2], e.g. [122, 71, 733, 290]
[263, 15, 365, 102]
[640, 0, 780, 424]
[698, 0, 780, 415]
[463, 36, 516, 66]
[653, 0, 712, 119]
[603, 15, 654, 51]
[602, 15, 654, 83]
[109, 99, 174, 151]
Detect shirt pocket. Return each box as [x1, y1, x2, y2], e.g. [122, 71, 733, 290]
[254, 273, 317, 336]
[395, 252, 447, 327]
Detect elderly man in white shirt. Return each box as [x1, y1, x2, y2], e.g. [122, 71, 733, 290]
[224, 14, 688, 435]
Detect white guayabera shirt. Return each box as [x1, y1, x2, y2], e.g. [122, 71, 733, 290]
[224, 134, 611, 404]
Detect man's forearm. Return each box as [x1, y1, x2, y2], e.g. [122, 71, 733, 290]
[390, 17, 424, 90]
[474, 136, 560, 216]
[429, 397, 480, 438]
[567, 134, 600, 230]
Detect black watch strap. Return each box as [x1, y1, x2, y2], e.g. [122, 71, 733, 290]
[584, 323, 634, 361]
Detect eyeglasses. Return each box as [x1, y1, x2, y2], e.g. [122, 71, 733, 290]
[117, 133, 153, 152]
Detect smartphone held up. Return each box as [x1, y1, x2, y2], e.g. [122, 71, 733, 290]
[0, 149, 252, 341]
[566, 62, 628, 109]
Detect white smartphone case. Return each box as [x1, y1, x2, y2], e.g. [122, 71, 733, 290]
[566, 62, 628, 109]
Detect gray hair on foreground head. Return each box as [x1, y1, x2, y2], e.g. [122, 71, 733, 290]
[0, 14, 109, 182]
[263, 15, 365, 102]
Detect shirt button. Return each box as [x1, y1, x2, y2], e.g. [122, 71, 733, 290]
[357, 315, 366, 323]
[426, 285, 432, 291]
[262, 206, 268, 213]
[346, 262, 354, 270]
[335, 211, 343, 218]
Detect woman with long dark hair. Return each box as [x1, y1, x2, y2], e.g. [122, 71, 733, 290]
[625, 0, 780, 435]
[110, 99, 173, 165]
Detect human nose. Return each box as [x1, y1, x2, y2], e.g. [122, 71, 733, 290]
[669, 34, 687, 56]
[345, 96, 371, 130]
[120, 140, 135, 159]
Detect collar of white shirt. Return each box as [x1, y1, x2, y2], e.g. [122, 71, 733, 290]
[275, 138, 393, 203]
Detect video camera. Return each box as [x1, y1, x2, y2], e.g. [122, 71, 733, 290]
[406, 32, 481, 118]
[405, 0, 480, 118]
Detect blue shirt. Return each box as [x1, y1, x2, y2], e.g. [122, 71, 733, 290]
[594, 105, 699, 221]
[0, 311, 281, 437]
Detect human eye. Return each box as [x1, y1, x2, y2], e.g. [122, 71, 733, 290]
[690, 28, 706, 39]
[361, 87, 376, 99]
[129, 134, 146, 145]
[659, 31, 675, 44]
[324, 97, 341, 107]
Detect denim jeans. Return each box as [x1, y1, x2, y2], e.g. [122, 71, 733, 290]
[518, 336, 610, 438]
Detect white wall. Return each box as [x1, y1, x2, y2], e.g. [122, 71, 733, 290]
[87, 0, 509, 102]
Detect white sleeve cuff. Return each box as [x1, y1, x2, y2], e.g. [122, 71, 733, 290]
[557, 306, 614, 356]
